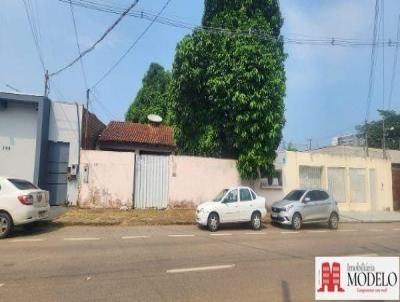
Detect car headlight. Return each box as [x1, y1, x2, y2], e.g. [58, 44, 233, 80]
[285, 205, 294, 211]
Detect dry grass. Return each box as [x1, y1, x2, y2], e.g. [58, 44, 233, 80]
[55, 208, 196, 226]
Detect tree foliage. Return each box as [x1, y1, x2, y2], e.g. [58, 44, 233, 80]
[126, 63, 171, 123]
[170, 0, 286, 179]
[357, 110, 400, 150]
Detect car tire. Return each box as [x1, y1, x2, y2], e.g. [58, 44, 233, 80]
[207, 212, 219, 232]
[292, 213, 302, 230]
[251, 212, 262, 230]
[0, 212, 13, 239]
[328, 213, 339, 230]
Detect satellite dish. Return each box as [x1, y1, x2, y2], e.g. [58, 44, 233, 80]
[147, 114, 162, 123]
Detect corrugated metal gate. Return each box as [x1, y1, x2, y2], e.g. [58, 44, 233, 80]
[392, 165, 400, 211]
[299, 166, 322, 188]
[47, 142, 69, 206]
[134, 155, 169, 209]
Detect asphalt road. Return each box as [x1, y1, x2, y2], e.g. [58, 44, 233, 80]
[0, 222, 400, 302]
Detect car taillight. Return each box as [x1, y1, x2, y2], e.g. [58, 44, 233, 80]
[18, 194, 33, 205]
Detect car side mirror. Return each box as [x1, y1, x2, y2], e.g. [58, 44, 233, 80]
[303, 197, 311, 203]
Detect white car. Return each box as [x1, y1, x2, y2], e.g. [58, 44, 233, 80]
[196, 186, 267, 232]
[0, 177, 50, 238]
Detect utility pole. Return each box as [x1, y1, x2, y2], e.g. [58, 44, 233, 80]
[84, 89, 90, 150]
[382, 117, 387, 158]
[308, 138, 312, 151]
[382, 0, 387, 159]
[364, 119, 369, 156]
[44, 70, 49, 98]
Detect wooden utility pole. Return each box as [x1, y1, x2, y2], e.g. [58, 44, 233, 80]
[84, 89, 90, 150]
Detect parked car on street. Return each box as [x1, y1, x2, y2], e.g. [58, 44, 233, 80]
[0, 177, 50, 238]
[196, 186, 267, 232]
[271, 188, 339, 230]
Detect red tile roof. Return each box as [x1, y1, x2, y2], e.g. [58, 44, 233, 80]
[99, 121, 175, 147]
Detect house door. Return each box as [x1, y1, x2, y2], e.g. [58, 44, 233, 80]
[392, 165, 400, 211]
[47, 142, 69, 206]
[134, 154, 169, 209]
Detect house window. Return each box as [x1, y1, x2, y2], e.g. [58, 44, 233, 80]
[260, 170, 283, 189]
[299, 166, 322, 188]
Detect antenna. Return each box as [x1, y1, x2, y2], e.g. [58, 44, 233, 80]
[147, 114, 162, 124]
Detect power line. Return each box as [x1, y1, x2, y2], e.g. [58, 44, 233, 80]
[50, 0, 139, 77]
[91, 0, 172, 89]
[69, 0, 89, 89]
[91, 89, 120, 121]
[388, 15, 400, 110]
[365, 0, 381, 123]
[61, 0, 400, 48]
[22, 0, 46, 72]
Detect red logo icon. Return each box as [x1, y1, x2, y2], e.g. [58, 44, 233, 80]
[318, 262, 345, 292]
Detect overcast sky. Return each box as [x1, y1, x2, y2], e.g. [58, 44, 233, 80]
[1, 0, 400, 148]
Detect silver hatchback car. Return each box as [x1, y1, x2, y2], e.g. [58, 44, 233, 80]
[271, 189, 339, 230]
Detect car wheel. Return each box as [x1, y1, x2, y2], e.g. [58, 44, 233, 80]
[207, 213, 219, 232]
[328, 213, 339, 230]
[251, 212, 262, 230]
[292, 213, 302, 230]
[0, 212, 13, 239]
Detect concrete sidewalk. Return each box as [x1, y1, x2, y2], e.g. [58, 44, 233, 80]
[341, 211, 400, 223]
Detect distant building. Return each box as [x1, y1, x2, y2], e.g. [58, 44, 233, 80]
[0, 92, 104, 206]
[331, 134, 364, 147]
[98, 121, 176, 155]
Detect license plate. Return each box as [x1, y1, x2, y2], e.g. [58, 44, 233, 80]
[271, 212, 278, 218]
[38, 211, 47, 218]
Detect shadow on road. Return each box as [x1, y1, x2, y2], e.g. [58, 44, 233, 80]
[281, 280, 292, 302]
[271, 222, 333, 231]
[10, 221, 65, 238]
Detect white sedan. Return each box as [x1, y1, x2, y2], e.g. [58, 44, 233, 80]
[0, 177, 50, 238]
[196, 186, 267, 232]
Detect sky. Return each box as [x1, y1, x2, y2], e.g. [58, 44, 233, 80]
[1, 0, 400, 149]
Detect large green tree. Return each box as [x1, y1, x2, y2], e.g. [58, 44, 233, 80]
[126, 63, 171, 123]
[170, 0, 286, 179]
[357, 110, 400, 150]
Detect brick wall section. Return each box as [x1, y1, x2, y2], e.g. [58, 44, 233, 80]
[81, 109, 106, 150]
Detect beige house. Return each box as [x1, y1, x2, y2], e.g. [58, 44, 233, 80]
[255, 150, 393, 212]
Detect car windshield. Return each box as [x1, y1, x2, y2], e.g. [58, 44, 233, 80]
[213, 189, 229, 201]
[8, 178, 38, 190]
[284, 190, 306, 201]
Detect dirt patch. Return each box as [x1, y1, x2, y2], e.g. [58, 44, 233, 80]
[54, 208, 197, 226]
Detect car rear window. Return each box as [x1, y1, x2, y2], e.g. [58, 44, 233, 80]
[8, 179, 38, 190]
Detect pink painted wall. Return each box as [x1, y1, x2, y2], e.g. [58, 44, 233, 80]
[168, 155, 241, 207]
[78, 150, 135, 208]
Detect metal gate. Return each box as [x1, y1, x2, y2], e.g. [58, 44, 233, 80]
[299, 166, 322, 188]
[392, 165, 400, 211]
[134, 155, 169, 209]
[47, 142, 69, 206]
